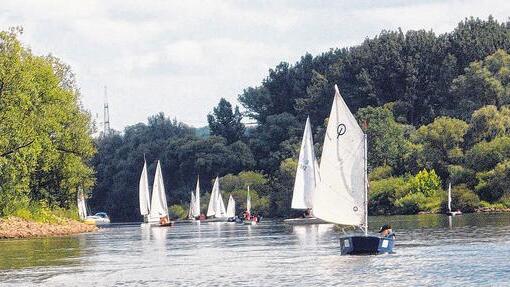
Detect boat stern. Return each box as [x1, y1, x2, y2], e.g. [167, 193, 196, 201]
[340, 236, 394, 255]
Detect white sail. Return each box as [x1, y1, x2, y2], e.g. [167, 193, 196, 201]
[139, 160, 151, 216]
[447, 182, 452, 213]
[188, 192, 196, 219]
[217, 192, 227, 218]
[206, 177, 219, 217]
[77, 190, 87, 220]
[226, 195, 236, 218]
[292, 116, 319, 209]
[246, 186, 251, 214]
[192, 176, 201, 217]
[149, 161, 168, 218]
[313, 85, 367, 227]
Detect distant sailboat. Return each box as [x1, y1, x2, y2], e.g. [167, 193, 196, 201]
[226, 195, 236, 219]
[192, 176, 201, 218]
[77, 189, 110, 225]
[188, 192, 196, 219]
[244, 186, 257, 225]
[313, 85, 394, 255]
[446, 182, 462, 216]
[284, 116, 325, 225]
[139, 159, 151, 222]
[206, 177, 227, 221]
[149, 160, 170, 226]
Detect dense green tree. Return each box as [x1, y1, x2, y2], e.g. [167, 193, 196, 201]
[0, 28, 95, 216]
[207, 98, 245, 144]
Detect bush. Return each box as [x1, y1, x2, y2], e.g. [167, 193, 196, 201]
[369, 165, 393, 181]
[475, 160, 510, 202]
[168, 204, 187, 219]
[395, 192, 428, 214]
[369, 176, 405, 215]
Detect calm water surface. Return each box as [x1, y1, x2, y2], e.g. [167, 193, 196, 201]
[1, 213, 509, 286]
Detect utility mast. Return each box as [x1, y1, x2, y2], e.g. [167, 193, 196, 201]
[103, 85, 111, 135]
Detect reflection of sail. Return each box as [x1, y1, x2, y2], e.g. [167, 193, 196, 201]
[293, 224, 333, 247]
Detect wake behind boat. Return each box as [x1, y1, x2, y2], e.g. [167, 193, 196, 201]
[313, 85, 394, 255]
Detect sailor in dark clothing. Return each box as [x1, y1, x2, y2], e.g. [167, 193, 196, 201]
[378, 224, 395, 239]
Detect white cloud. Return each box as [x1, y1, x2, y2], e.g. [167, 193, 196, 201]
[0, 0, 509, 130]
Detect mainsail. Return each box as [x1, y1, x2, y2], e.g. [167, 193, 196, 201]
[149, 161, 169, 218]
[217, 192, 227, 218]
[139, 160, 151, 216]
[188, 192, 196, 219]
[447, 182, 452, 213]
[292, 116, 319, 210]
[246, 186, 251, 215]
[192, 177, 201, 217]
[77, 189, 87, 220]
[226, 195, 236, 218]
[313, 85, 367, 229]
[206, 177, 219, 216]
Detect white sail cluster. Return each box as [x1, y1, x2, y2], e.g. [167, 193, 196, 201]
[138, 160, 169, 222]
[313, 85, 367, 227]
[207, 177, 227, 218]
[291, 116, 320, 210]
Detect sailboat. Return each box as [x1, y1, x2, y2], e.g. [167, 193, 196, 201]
[206, 176, 227, 222]
[313, 85, 394, 255]
[226, 194, 236, 222]
[446, 182, 462, 216]
[149, 160, 171, 226]
[188, 192, 196, 219]
[284, 116, 325, 225]
[192, 176, 201, 219]
[139, 159, 151, 223]
[243, 186, 257, 225]
[78, 189, 110, 225]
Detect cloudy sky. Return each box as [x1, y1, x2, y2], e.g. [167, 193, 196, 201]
[1, 0, 509, 130]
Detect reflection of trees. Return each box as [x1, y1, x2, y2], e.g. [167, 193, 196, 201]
[0, 237, 81, 269]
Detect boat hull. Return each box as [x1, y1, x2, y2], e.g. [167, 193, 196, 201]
[446, 211, 462, 216]
[283, 217, 327, 225]
[339, 235, 394, 255]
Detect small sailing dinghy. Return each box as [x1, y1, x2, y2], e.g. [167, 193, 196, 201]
[446, 182, 462, 216]
[226, 194, 236, 223]
[149, 160, 172, 227]
[284, 116, 326, 226]
[313, 85, 394, 255]
[243, 186, 257, 225]
[205, 177, 227, 222]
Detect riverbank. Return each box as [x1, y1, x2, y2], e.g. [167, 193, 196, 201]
[0, 217, 97, 239]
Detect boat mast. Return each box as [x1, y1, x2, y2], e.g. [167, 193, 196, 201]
[363, 132, 368, 236]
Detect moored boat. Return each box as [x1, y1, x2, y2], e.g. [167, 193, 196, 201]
[446, 182, 462, 216]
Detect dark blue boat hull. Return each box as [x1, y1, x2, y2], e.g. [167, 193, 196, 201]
[339, 235, 394, 255]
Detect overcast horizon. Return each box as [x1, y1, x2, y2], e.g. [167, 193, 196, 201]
[1, 0, 510, 131]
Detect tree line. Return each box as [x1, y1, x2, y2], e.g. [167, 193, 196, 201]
[90, 16, 510, 221]
[3, 17, 510, 222]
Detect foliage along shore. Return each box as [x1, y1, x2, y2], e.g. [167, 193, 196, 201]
[0, 217, 97, 239]
[91, 16, 510, 221]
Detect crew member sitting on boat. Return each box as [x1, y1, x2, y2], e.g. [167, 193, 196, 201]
[301, 208, 313, 218]
[159, 215, 170, 225]
[378, 224, 395, 239]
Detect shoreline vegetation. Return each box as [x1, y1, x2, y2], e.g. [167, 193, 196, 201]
[0, 217, 97, 239]
[2, 17, 510, 225]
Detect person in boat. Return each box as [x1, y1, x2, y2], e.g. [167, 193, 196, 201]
[159, 215, 170, 225]
[378, 224, 395, 239]
[199, 213, 206, 220]
[301, 208, 313, 218]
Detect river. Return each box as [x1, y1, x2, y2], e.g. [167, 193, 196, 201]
[1, 213, 509, 286]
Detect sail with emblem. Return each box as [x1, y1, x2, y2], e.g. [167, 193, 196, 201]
[291, 116, 319, 210]
[313, 85, 367, 229]
[226, 195, 236, 218]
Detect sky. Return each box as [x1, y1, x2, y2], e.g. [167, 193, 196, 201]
[1, 0, 509, 131]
